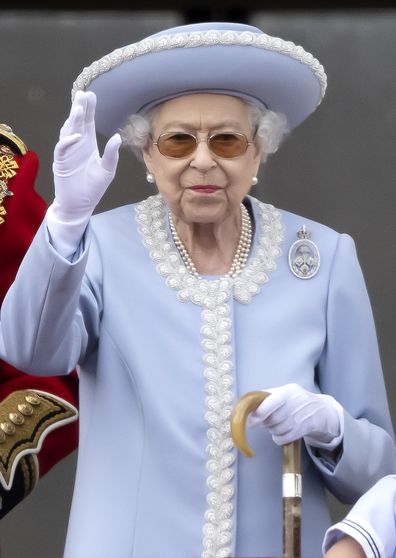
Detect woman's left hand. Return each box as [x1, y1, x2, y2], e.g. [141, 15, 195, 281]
[247, 383, 343, 450]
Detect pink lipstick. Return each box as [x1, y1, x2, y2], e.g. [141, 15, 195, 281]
[190, 185, 220, 194]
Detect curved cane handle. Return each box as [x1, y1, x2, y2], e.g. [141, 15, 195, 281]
[230, 390, 270, 457]
[231, 390, 302, 558]
[230, 390, 301, 473]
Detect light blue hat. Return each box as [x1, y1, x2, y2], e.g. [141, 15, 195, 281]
[72, 21, 327, 138]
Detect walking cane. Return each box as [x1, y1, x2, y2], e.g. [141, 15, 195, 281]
[231, 391, 302, 558]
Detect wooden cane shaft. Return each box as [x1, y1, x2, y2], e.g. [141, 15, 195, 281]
[282, 442, 302, 558]
[231, 391, 302, 558]
[283, 441, 301, 475]
[283, 496, 301, 558]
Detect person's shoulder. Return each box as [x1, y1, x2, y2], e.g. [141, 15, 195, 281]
[91, 203, 137, 224]
[250, 196, 351, 245]
[278, 207, 342, 240]
[278, 206, 358, 261]
[250, 198, 360, 277]
[370, 474, 396, 491]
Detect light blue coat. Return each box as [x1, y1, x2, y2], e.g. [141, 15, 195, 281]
[1, 195, 395, 558]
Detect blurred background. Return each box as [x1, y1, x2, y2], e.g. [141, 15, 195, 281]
[1, 3, 396, 556]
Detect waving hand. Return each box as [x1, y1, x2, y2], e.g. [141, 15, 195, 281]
[47, 90, 121, 257]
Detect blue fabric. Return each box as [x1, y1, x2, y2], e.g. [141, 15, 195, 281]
[1, 196, 395, 558]
[81, 21, 324, 137]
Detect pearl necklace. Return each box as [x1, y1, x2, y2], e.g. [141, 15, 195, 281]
[169, 204, 252, 279]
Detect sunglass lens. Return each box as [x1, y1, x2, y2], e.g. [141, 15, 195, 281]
[209, 133, 248, 158]
[157, 133, 196, 158]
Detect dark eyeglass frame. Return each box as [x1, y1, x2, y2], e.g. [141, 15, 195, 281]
[152, 131, 255, 159]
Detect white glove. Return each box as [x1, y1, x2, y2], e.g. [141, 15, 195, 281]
[247, 383, 344, 450]
[46, 90, 121, 257]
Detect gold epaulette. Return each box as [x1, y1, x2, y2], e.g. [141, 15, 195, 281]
[0, 123, 27, 226]
[0, 124, 27, 156]
[0, 390, 78, 491]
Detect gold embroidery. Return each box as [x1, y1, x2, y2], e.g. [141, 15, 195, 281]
[0, 203, 6, 225]
[0, 390, 78, 489]
[0, 124, 27, 157]
[19, 454, 38, 497]
[0, 154, 19, 181]
[0, 153, 17, 225]
[0, 124, 27, 226]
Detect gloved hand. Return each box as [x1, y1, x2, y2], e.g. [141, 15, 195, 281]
[46, 90, 122, 257]
[247, 383, 344, 450]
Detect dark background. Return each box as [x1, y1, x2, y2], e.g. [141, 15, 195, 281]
[0, 5, 395, 556]
[7, 0, 396, 12]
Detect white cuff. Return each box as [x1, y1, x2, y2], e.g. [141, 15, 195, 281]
[305, 395, 344, 450]
[46, 202, 89, 258]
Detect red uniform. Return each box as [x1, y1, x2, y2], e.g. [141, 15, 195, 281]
[0, 125, 78, 517]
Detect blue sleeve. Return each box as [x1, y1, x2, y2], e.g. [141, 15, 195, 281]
[307, 233, 396, 502]
[0, 221, 100, 376]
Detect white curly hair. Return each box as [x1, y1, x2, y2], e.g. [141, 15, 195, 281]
[120, 97, 289, 163]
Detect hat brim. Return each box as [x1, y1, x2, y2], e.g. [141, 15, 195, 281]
[72, 23, 327, 138]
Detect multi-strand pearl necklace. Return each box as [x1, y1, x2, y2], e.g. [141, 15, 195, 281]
[169, 203, 252, 279]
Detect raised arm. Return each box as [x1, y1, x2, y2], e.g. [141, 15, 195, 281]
[0, 126, 78, 517]
[0, 92, 121, 375]
[46, 90, 121, 258]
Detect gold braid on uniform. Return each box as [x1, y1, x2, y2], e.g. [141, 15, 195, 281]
[0, 390, 78, 493]
[0, 123, 27, 225]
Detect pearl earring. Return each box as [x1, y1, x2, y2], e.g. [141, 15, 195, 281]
[251, 176, 258, 186]
[146, 172, 155, 184]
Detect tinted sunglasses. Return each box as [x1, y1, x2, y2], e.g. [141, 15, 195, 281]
[153, 132, 254, 159]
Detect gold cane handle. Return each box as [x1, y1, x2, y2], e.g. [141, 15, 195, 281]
[230, 390, 270, 457]
[231, 390, 302, 558]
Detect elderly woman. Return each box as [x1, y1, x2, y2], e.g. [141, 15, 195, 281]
[0, 21, 395, 558]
